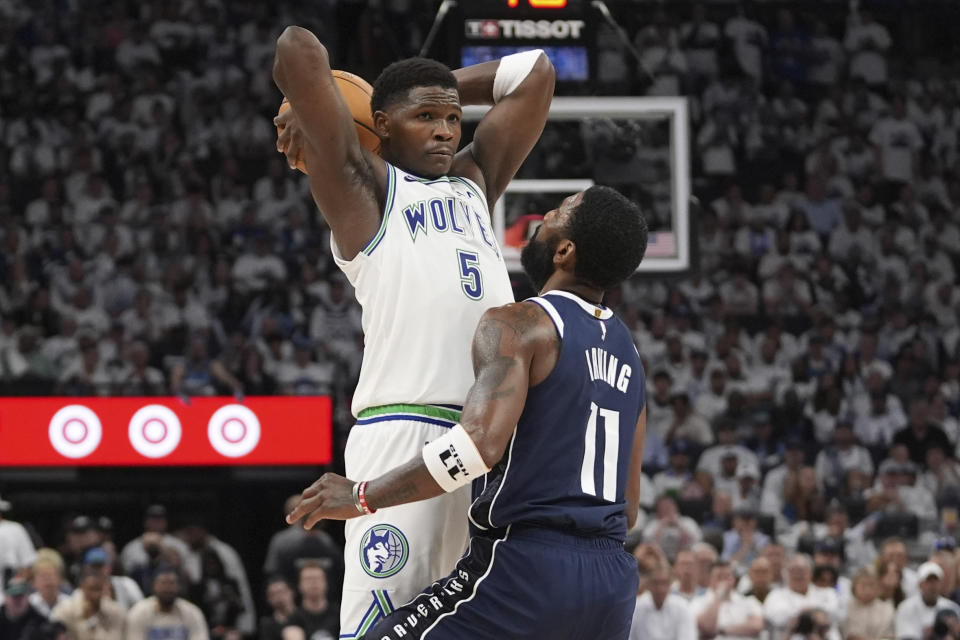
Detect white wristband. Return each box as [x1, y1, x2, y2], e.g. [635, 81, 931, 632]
[422, 424, 490, 492]
[492, 49, 543, 104]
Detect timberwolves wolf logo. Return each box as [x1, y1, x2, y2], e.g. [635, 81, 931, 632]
[360, 524, 409, 578]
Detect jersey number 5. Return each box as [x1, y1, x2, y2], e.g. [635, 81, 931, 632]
[581, 402, 620, 502]
[457, 249, 483, 300]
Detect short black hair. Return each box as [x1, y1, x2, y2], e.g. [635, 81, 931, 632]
[565, 186, 647, 290]
[371, 58, 457, 114]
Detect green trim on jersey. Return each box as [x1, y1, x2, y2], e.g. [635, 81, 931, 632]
[357, 403, 463, 423]
[362, 163, 396, 256]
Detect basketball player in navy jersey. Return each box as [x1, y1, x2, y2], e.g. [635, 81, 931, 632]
[287, 185, 649, 639]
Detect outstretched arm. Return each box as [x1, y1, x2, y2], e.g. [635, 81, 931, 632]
[272, 26, 384, 259]
[451, 51, 555, 207]
[286, 303, 549, 528]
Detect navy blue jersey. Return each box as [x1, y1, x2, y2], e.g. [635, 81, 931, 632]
[469, 291, 646, 541]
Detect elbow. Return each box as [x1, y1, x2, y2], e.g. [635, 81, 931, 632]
[475, 438, 506, 470]
[274, 26, 329, 93]
[274, 27, 328, 71]
[276, 26, 326, 55]
[533, 51, 556, 90]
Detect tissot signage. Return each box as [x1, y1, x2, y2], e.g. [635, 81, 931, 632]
[454, 0, 594, 85]
[465, 18, 586, 39]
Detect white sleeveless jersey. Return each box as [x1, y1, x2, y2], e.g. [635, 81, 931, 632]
[332, 162, 515, 416]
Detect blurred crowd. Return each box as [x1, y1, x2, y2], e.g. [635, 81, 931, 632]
[0, 496, 342, 639]
[2, 0, 960, 638]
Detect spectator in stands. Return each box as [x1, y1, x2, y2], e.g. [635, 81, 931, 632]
[82, 547, 143, 611]
[691, 560, 765, 639]
[664, 390, 713, 447]
[235, 345, 276, 396]
[169, 336, 243, 398]
[120, 505, 189, 578]
[629, 562, 696, 640]
[29, 551, 69, 618]
[723, 4, 767, 83]
[894, 401, 953, 466]
[844, 566, 895, 640]
[231, 234, 287, 296]
[743, 557, 775, 604]
[189, 547, 243, 640]
[814, 419, 874, 498]
[878, 560, 908, 611]
[262, 495, 343, 601]
[258, 576, 296, 640]
[0, 494, 38, 594]
[281, 561, 338, 640]
[871, 95, 924, 201]
[178, 522, 254, 637]
[672, 549, 703, 601]
[126, 567, 208, 640]
[932, 548, 960, 605]
[679, 3, 720, 88]
[0, 578, 47, 639]
[879, 538, 918, 600]
[654, 439, 696, 498]
[854, 369, 907, 449]
[644, 495, 703, 562]
[60, 516, 99, 587]
[114, 341, 165, 395]
[782, 465, 826, 524]
[698, 419, 760, 480]
[812, 537, 852, 607]
[845, 9, 891, 87]
[695, 367, 729, 423]
[923, 444, 960, 502]
[51, 567, 125, 640]
[867, 459, 937, 522]
[807, 20, 844, 95]
[722, 509, 770, 575]
[764, 554, 840, 638]
[275, 335, 335, 397]
[895, 562, 960, 640]
[718, 267, 759, 317]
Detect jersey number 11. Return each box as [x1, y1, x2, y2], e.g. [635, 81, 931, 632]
[580, 402, 620, 502]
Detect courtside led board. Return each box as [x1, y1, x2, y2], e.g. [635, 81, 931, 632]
[0, 397, 332, 466]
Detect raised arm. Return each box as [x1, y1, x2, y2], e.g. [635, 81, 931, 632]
[451, 51, 555, 207]
[285, 302, 554, 528]
[272, 26, 385, 260]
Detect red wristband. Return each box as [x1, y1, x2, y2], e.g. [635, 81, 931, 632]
[358, 481, 376, 515]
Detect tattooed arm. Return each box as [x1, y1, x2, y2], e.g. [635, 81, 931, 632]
[286, 302, 557, 528]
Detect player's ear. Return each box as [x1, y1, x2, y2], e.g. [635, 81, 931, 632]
[554, 238, 575, 269]
[373, 111, 391, 139]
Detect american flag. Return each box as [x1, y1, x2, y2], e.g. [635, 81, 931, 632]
[644, 232, 676, 258]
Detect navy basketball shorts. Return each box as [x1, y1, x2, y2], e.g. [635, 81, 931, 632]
[361, 525, 638, 640]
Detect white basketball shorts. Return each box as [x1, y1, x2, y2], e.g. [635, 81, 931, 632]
[339, 404, 470, 639]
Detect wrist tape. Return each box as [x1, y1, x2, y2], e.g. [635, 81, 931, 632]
[422, 424, 490, 492]
[492, 49, 543, 104]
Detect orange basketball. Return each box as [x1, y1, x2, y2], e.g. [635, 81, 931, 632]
[276, 69, 379, 174]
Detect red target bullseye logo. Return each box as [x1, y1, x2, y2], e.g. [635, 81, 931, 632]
[128, 405, 182, 458]
[49, 405, 102, 459]
[208, 405, 260, 458]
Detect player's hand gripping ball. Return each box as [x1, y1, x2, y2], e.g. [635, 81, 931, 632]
[275, 69, 380, 174]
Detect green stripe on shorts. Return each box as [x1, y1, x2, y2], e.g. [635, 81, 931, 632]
[357, 403, 462, 423]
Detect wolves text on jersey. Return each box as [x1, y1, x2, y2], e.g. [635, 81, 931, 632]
[401, 197, 499, 258]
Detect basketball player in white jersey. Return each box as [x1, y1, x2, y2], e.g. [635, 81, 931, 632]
[272, 26, 554, 638]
